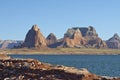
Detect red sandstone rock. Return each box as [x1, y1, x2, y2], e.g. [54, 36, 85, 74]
[62, 29, 87, 48]
[24, 25, 47, 48]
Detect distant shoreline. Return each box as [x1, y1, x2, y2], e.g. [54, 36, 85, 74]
[1, 48, 120, 55]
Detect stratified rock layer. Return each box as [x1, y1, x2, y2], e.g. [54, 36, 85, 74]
[24, 25, 47, 48]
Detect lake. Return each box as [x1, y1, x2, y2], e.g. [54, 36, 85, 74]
[9, 54, 120, 77]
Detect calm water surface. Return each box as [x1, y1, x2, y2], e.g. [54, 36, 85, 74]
[9, 54, 120, 77]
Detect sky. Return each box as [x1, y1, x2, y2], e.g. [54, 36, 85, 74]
[0, 0, 120, 40]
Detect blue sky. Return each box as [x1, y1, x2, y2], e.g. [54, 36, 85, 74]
[0, 0, 120, 40]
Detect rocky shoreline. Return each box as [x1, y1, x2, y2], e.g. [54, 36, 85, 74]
[0, 54, 119, 80]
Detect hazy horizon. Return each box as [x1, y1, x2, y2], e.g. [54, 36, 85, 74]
[0, 0, 120, 40]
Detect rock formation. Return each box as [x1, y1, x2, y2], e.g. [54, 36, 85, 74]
[62, 26, 107, 48]
[46, 33, 57, 48]
[73, 26, 107, 48]
[106, 33, 120, 49]
[0, 55, 119, 80]
[24, 25, 47, 48]
[62, 28, 87, 48]
[86, 37, 107, 48]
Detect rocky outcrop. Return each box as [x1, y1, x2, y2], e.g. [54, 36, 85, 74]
[106, 33, 120, 49]
[0, 56, 119, 80]
[62, 29, 87, 48]
[24, 25, 47, 48]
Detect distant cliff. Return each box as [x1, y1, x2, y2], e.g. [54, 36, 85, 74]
[106, 33, 120, 49]
[1, 24, 120, 49]
[60, 26, 107, 48]
[0, 40, 23, 49]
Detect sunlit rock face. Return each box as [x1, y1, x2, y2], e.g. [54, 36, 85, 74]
[62, 28, 87, 48]
[62, 26, 107, 48]
[24, 24, 47, 48]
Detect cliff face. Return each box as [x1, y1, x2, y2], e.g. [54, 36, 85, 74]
[24, 25, 47, 48]
[106, 33, 120, 49]
[63, 29, 87, 48]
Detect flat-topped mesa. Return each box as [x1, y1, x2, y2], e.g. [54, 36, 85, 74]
[24, 24, 47, 48]
[106, 33, 120, 49]
[63, 26, 107, 48]
[73, 26, 98, 37]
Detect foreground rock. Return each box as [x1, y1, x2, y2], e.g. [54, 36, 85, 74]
[24, 25, 47, 48]
[0, 56, 119, 80]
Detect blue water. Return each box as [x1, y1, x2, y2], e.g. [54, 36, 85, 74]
[9, 54, 120, 77]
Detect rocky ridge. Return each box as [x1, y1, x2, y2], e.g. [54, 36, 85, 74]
[0, 55, 119, 80]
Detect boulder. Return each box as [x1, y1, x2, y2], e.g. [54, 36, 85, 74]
[24, 24, 47, 48]
[106, 33, 120, 49]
